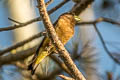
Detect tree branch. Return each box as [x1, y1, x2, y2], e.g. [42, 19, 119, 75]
[36, 0, 86, 80]
[0, 31, 46, 56]
[0, 46, 37, 66]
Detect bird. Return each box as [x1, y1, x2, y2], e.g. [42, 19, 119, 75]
[28, 12, 81, 75]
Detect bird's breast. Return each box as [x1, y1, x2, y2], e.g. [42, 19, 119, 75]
[55, 20, 74, 45]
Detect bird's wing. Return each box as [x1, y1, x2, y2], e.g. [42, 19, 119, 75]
[32, 37, 46, 62]
[31, 36, 50, 63]
[28, 37, 50, 74]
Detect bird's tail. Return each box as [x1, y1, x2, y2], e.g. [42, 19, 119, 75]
[28, 50, 50, 75]
[28, 60, 39, 75]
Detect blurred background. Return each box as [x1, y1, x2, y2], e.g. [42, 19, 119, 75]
[0, 0, 120, 80]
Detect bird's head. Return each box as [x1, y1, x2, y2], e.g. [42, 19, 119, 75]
[59, 13, 81, 25]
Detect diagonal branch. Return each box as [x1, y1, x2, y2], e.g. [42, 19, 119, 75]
[36, 0, 86, 80]
[0, 46, 37, 66]
[0, 31, 46, 56]
[93, 24, 120, 65]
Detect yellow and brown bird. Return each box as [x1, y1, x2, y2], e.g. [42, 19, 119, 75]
[28, 13, 80, 75]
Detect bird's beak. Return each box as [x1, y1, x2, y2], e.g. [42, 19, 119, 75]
[74, 15, 81, 22]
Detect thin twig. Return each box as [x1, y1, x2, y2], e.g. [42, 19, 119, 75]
[59, 75, 75, 80]
[0, 31, 46, 56]
[0, 17, 40, 32]
[45, 0, 54, 7]
[8, 17, 23, 24]
[77, 17, 120, 26]
[93, 24, 120, 65]
[0, 0, 70, 32]
[37, 0, 86, 80]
